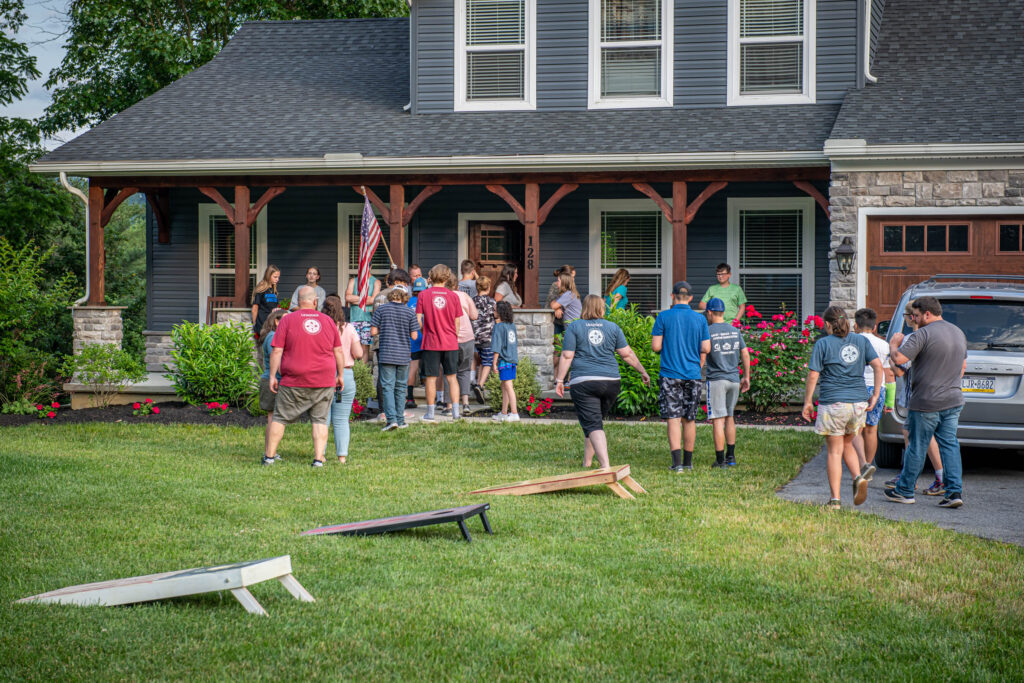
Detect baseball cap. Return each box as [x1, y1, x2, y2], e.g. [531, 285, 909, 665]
[412, 277, 428, 292]
[672, 281, 692, 296]
[706, 297, 726, 312]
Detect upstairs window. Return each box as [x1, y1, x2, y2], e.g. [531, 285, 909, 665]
[589, 0, 673, 109]
[455, 0, 535, 111]
[728, 0, 815, 106]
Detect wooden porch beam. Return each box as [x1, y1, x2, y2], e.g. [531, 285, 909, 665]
[144, 190, 171, 244]
[537, 183, 578, 226]
[388, 185, 405, 268]
[247, 187, 286, 226]
[197, 186, 237, 222]
[672, 181, 687, 284]
[523, 183, 540, 308]
[485, 184, 526, 223]
[402, 185, 442, 226]
[87, 184, 105, 305]
[684, 181, 728, 224]
[793, 180, 830, 219]
[100, 187, 139, 227]
[352, 186, 390, 223]
[632, 182, 677, 224]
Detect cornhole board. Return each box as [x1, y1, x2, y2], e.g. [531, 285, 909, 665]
[302, 503, 492, 542]
[15, 555, 312, 616]
[469, 464, 647, 500]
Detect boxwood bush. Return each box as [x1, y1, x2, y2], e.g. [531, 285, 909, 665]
[483, 356, 541, 413]
[166, 321, 259, 407]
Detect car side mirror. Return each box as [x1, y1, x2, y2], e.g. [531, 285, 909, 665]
[877, 320, 890, 337]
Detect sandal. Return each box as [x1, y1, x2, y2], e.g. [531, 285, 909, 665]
[825, 499, 841, 510]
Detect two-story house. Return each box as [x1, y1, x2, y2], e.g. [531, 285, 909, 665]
[30, 0, 1024, 397]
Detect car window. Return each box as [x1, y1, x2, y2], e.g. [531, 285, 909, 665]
[934, 299, 1024, 351]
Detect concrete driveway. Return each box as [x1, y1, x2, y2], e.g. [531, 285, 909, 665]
[778, 446, 1024, 546]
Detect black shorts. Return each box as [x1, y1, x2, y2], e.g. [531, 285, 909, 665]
[658, 377, 702, 420]
[422, 349, 459, 376]
[569, 379, 621, 437]
[410, 350, 422, 361]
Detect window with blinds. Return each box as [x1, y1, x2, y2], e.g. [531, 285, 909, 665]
[730, 0, 812, 104]
[347, 214, 390, 277]
[463, 0, 527, 102]
[595, 0, 666, 100]
[600, 210, 662, 314]
[208, 215, 256, 299]
[738, 209, 803, 316]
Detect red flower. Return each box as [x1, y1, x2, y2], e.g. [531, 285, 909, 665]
[35, 404, 43, 411]
[46, 411, 55, 418]
[132, 402, 141, 410]
[759, 332, 770, 341]
[152, 407, 160, 414]
[144, 398, 153, 404]
[801, 329, 811, 338]
[750, 358, 760, 366]
[50, 401, 60, 409]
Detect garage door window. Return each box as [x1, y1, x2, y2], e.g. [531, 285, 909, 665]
[999, 224, 1023, 252]
[882, 223, 969, 253]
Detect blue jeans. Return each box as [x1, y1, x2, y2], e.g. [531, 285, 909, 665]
[896, 406, 963, 497]
[327, 368, 356, 457]
[379, 363, 409, 426]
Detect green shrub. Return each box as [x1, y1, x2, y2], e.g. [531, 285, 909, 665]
[351, 361, 375, 406]
[2, 399, 38, 415]
[62, 343, 146, 408]
[483, 356, 541, 412]
[741, 306, 823, 413]
[165, 322, 259, 407]
[604, 305, 660, 416]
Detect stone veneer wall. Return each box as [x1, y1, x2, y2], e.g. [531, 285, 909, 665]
[828, 170, 1024, 311]
[513, 309, 555, 389]
[143, 331, 174, 372]
[71, 306, 125, 354]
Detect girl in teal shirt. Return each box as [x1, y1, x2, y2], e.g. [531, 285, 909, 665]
[604, 268, 630, 311]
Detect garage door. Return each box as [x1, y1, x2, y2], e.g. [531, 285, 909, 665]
[866, 217, 1024, 320]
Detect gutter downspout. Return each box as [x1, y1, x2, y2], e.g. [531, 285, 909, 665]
[863, 0, 878, 84]
[59, 172, 90, 306]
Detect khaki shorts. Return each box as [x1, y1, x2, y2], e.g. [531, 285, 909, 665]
[814, 401, 868, 436]
[258, 377, 277, 412]
[273, 385, 334, 425]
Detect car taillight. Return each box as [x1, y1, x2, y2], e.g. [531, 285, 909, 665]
[970, 295, 994, 299]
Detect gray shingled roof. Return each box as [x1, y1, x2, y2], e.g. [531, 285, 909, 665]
[37, 17, 838, 166]
[830, 0, 1024, 145]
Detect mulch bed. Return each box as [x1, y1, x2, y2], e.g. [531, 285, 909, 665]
[0, 401, 808, 428]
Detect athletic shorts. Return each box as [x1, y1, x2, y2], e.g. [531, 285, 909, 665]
[658, 377, 702, 420]
[477, 345, 494, 366]
[410, 350, 422, 361]
[864, 386, 883, 426]
[351, 321, 373, 347]
[706, 379, 740, 419]
[569, 379, 621, 437]
[422, 349, 459, 376]
[272, 385, 334, 425]
[258, 377, 277, 412]
[498, 360, 517, 382]
[814, 401, 868, 437]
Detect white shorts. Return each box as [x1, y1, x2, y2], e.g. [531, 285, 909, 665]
[814, 402, 868, 437]
[705, 380, 740, 419]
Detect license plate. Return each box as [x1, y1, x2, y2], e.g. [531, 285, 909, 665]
[961, 376, 996, 393]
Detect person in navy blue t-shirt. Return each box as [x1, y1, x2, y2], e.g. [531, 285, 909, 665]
[652, 281, 710, 472]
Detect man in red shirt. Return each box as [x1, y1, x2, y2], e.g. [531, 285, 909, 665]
[267, 286, 344, 466]
[415, 263, 462, 423]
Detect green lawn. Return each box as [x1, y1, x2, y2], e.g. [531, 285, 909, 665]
[1, 422, 1022, 681]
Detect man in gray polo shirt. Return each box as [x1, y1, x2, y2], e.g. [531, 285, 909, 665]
[884, 296, 967, 508]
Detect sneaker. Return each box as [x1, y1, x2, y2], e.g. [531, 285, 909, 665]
[923, 478, 946, 496]
[471, 383, 485, 403]
[711, 460, 727, 468]
[420, 414, 440, 424]
[725, 455, 737, 467]
[375, 412, 387, 423]
[680, 464, 693, 471]
[826, 498, 841, 510]
[311, 459, 325, 468]
[852, 474, 868, 506]
[938, 493, 963, 508]
[491, 413, 506, 422]
[397, 423, 409, 429]
[669, 465, 684, 473]
[505, 413, 520, 422]
[883, 488, 915, 504]
[272, 453, 282, 462]
[862, 464, 876, 482]
[405, 398, 417, 409]
[440, 406, 452, 417]
[883, 477, 899, 490]
[261, 455, 275, 466]
[382, 423, 398, 432]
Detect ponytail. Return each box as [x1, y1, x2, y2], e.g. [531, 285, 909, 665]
[822, 305, 850, 338]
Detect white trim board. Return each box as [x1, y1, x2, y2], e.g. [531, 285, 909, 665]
[854, 206, 1024, 309]
[457, 212, 518, 267]
[588, 198, 673, 309]
[197, 203, 267, 324]
[727, 0, 816, 107]
[454, 0, 537, 112]
[825, 139, 1024, 171]
[727, 197, 816, 319]
[587, 0, 674, 109]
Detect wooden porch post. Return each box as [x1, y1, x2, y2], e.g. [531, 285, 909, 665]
[232, 186, 251, 308]
[523, 183, 540, 308]
[672, 181, 687, 283]
[87, 184, 106, 305]
[389, 184, 405, 268]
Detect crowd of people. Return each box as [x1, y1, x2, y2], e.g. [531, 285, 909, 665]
[246, 259, 968, 510]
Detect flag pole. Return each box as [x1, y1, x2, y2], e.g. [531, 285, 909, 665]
[360, 186, 398, 270]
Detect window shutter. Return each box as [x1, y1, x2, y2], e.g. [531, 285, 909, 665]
[740, 0, 803, 37]
[467, 0, 524, 45]
[601, 0, 661, 42]
[601, 211, 662, 268]
[739, 210, 803, 268]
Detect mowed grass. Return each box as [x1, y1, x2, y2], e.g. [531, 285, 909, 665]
[1, 422, 1022, 681]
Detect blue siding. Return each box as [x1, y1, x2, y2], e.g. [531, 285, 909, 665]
[414, 0, 858, 113]
[870, 0, 886, 64]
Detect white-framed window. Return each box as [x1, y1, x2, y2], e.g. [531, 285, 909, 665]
[589, 199, 673, 315]
[727, 197, 815, 319]
[197, 204, 267, 322]
[588, 0, 673, 109]
[337, 203, 390, 294]
[454, 0, 536, 112]
[727, 0, 815, 106]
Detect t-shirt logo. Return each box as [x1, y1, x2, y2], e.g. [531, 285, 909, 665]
[840, 344, 859, 363]
[723, 342, 732, 351]
[507, 330, 516, 343]
[588, 329, 605, 345]
[302, 317, 322, 335]
[433, 295, 447, 309]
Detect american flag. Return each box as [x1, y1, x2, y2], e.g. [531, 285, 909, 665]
[356, 195, 382, 308]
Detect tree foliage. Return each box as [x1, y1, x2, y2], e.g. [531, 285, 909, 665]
[41, 0, 408, 134]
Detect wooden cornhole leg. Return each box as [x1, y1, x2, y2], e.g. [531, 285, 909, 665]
[479, 510, 493, 535]
[230, 587, 268, 616]
[621, 475, 647, 495]
[606, 482, 635, 500]
[457, 519, 473, 542]
[278, 574, 315, 603]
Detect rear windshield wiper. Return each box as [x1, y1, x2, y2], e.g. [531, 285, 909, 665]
[985, 342, 1024, 349]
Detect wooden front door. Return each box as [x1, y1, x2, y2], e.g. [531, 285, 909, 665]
[866, 216, 1024, 321]
[469, 221, 524, 298]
